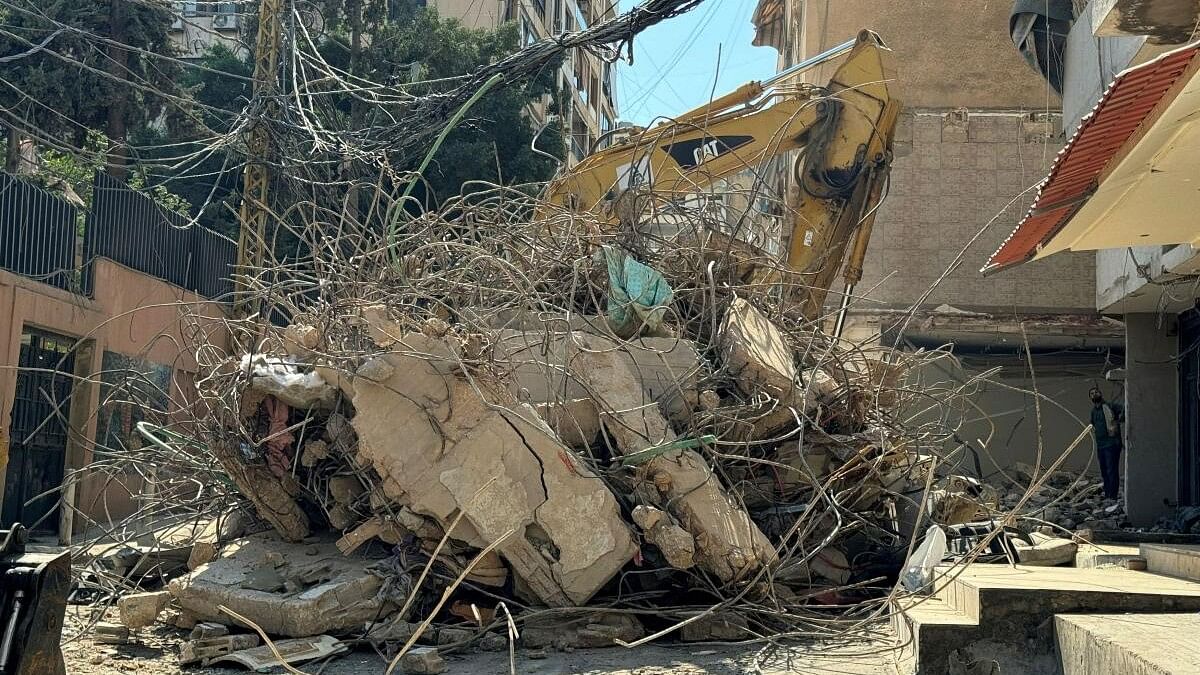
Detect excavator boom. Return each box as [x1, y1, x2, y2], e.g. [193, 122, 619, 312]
[543, 30, 901, 327]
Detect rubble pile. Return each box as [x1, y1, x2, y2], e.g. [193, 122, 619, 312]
[999, 463, 1127, 531]
[67, 187, 1065, 665]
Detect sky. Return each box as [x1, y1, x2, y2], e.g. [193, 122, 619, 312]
[614, 0, 779, 127]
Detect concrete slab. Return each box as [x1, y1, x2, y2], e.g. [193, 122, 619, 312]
[1056, 613, 1200, 675]
[1075, 543, 1141, 568]
[897, 563, 1200, 674]
[1141, 544, 1200, 582]
[936, 564, 1200, 619]
[891, 596, 977, 675]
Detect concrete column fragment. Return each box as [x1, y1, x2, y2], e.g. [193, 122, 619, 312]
[349, 332, 636, 607]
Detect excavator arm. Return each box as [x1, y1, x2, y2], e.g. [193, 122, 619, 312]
[543, 30, 901, 328]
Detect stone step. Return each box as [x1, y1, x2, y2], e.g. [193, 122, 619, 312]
[932, 563, 1200, 623]
[890, 595, 977, 675]
[895, 564, 1200, 674]
[1141, 544, 1200, 582]
[1074, 543, 1141, 568]
[1056, 613, 1200, 674]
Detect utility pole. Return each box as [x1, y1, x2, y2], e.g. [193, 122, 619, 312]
[235, 0, 286, 318]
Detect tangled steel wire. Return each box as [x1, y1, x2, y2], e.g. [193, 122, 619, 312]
[44, 0, 1089, 667]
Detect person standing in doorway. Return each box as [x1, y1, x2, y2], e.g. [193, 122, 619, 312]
[1089, 386, 1124, 500]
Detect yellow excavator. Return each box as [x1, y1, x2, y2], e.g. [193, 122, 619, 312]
[543, 30, 901, 337]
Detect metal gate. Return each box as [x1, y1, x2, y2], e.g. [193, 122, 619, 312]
[1181, 306, 1200, 507]
[2, 329, 76, 534]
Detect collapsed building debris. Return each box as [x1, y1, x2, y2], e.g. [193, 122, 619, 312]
[168, 533, 398, 637]
[61, 176, 1117, 669]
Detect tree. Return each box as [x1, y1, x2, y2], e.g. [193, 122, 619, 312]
[132, 42, 253, 236]
[315, 5, 565, 206]
[0, 0, 178, 177]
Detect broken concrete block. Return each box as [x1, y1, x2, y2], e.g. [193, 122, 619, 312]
[718, 297, 795, 399]
[356, 356, 395, 382]
[350, 332, 636, 607]
[561, 333, 774, 582]
[567, 333, 676, 452]
[632, 505, 695, 570]
[180, 634, 260, 666]
[462, 550, 508, 587]
[479, 633, 508, 651]
[638, 448, 777, 582]
[421, 317, 450, 338]
[400, 647, 447, 674]
[190, 622, 229, 640]
[93, 622, 130, 645]
[212, 437, 311, 542]
[118, 590, 172, 629]
[329, 475, 366, 504]
[362, 304, 406, 347]
[534, 398, 602, 449]
[168, 532, 397, 637]
[522, 613, 644, 649]
[1013, 532, 1077, 567]
[494, 329, 702, 430]
[335, 516, 404, 555]
[210, 635, 348, 671]
[241, 354, 337, 410]
[301, 439, 330, 467]
[282, 324, 321, 356]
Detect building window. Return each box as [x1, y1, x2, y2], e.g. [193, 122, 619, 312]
[552, 0, 563, 32]
[179, 1, 236, 17]
[520, 16, 536, 46]
[532, 0, 547, 20]
[570, 0, 587, 30]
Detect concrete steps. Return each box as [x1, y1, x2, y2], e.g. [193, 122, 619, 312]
[1141, 543, 1200, 581]
[891, 595, 976, 674]
[1074, 543, 1141, 568]
[1056, 613, 1200, 675]
[892, 564, 1200, 674]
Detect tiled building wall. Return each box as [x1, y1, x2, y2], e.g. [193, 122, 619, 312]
[854, 110, 1096, 312]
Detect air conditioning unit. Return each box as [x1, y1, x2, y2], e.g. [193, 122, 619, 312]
[212, 12, 238, 29]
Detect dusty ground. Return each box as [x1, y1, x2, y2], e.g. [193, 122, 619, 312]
[61, 614, 901, 675]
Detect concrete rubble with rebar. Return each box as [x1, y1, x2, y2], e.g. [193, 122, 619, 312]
[55, 171, 1115, 674]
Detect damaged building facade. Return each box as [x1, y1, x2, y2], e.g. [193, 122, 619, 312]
[984, 0, 1200, 527]
[0, 173, 232, 542]
[750, 0, 1125, 479]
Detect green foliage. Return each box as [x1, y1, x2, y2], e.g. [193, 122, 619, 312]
[0, 1, 178, 147]
[317, 6, 565, 206]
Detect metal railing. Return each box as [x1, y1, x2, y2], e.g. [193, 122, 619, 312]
[0, 173, 79, 291]
[83, 172, 234, 300]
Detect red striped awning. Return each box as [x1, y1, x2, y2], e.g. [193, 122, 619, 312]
[982, 43, 1200, 274]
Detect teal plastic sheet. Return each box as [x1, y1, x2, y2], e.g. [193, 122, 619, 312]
[602, 246, 673, 335]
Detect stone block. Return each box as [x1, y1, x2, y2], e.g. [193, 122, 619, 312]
[351, 332, 636, 607]
[118, 590, 172, 630]
[913, 114, 943, 144]
[169, 533, 396, 637]
[400, 647, 446, 675]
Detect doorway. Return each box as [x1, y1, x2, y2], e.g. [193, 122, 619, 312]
[3, 328, 76, 534]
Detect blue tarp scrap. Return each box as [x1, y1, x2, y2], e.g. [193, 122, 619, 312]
[601, 245, 673, 335]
